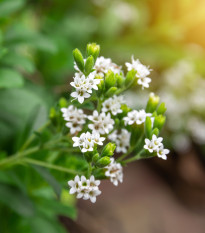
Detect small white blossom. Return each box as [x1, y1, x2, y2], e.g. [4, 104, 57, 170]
[68, 175, 101, 203]
[157, 145, 170, 160]
[137, 76, 151, 89]
[125, 56, 151, 78]
[105, 158, 123, 186]
[67, 175, 81, 194]
[94, 56, 121, 77]
[144, 138, 156, 153]
[123, 109, 151, 125]
[88, 110, 114, 134]
[72, 131, 105, 153]
[144, 135, 169, 160]
[102, 95, 125, 115]
[71, 87, 91, 104]
[108, 129, 131, 153]
[61, 105, 86, 134]
[70, 71, 102, 104]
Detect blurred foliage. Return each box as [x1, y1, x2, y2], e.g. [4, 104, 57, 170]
[0, 0, 205, 232]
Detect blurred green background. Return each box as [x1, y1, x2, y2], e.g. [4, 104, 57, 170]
[0, 0, 205, 232]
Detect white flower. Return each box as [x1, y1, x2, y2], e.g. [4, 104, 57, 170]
[102, 95, 124, 115]
[105, 158, 123, 186]
[144, 138, 156, 153]
[137, 77, 151, 89]
[68, 175, 81, 194]
[152, 134, 163, 148]
[68, 175, 101, 203]
[157, 145, 169, 160]
[61, 105, 86, 134]
[71, 87, 90, 104]
[72, 131, 105, 153]
[88, 111, 114, 134]
[92, 133, 105, 145]
[94, 56, 121, 77]
[70, 71, 102, 104]
[125, 56, 151, 78]
[108, 129, 130, 153]
[144, 135, 169, 160]
[123, 109, 151, 125]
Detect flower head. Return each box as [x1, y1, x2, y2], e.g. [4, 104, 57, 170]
[68, 175, 101, 203]
[105, 158, 123, 186]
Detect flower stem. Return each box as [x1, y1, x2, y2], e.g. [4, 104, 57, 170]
[22, 158, 82, 175]
[19, 121, 51, 152]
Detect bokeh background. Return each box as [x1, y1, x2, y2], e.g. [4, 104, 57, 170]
[0, 0, 205, 232]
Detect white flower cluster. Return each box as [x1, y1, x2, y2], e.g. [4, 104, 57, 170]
[108, 129, 131, 153]
[123, 109, 152, 125]
[72, 132, 105, 153]
[102, 95, 125, 115]
[68, 175, 101, 203]
[125, 56, 152, 89]
[105, 158, 123, 186]
[144, 134, 169, 160]
[88, 110, 114, 134]
[70, 72, 101, 104]
[61, 105, 86, 134]
[94, 56, 122, 77]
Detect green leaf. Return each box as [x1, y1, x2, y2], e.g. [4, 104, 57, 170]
[30, 214, 67, 233]
[3, 53, 35, 73]
[0, 68, 24, 88]
[0, 183, 35, 217]
[32, 165, 62, 199]
[0, 0, 24, 17]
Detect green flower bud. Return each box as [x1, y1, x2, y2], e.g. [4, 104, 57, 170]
[116, 73, 124, 87]
[84, 55, 94, 76]
[125, 70, 136, 87]
[92, 153, 100, 164]
[105, 87, 118, 97]
[145, 116, 152, 139]
[151, 128, 159, 137]
[146, 93, 160, 113]
[73, 48, 84, 72]
[105, 70, 116, 89]
[153, 115, 166, 130]
[96, 156, 111, 168]
[157, 102, 167, 115]
[59, 97, 67, 108]
[49, 107, 56, 119]
[101, 142, 116, 157]
[86, 43, 100, 61]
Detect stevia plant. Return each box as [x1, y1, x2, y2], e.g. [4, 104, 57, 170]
[0, 43, 169, 205]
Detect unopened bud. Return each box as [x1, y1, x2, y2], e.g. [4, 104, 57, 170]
[153, 115, 166, 130]
[96, 156, 111, 168]
[105, 70, 116, 89]
[59, 97, 67, 108]
[146, 93, 160, 113]
[86, 43, 100, 61]
[157, 102, 167, 115]
[84, 55, 94, 76]
[105, 87, 117, 97]
[101, 142, 116, 157]
[73, 48, 84, 72]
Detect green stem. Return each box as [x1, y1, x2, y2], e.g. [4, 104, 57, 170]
[19, 121, 51, 152]
[123, 149, 154, 164]
[23, 158, 82, 175]
[117, 147, 134, 162]
[0, 146, 39, 168]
